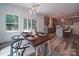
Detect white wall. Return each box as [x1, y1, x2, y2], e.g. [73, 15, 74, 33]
[0, 4, 44, 43]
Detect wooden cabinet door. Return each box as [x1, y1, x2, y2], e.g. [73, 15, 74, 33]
[44, 16, 49, 26]
[53, 18, 57, 26]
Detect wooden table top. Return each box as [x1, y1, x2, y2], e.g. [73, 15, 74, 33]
[22, 33, 55, 47]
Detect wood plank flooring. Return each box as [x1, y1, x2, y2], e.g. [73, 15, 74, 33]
[50, 34, 79, 56]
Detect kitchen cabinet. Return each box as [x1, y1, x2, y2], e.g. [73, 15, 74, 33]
[44, 16, 56, 27]
[44, 16, 49, 26]
[44, 16, 57, 33]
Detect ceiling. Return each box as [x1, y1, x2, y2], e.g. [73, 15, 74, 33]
[11, 3, 79, 17]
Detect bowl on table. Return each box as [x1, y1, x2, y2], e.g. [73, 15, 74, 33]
[27, 35, 38, 40]
[38, 33, 47, 36]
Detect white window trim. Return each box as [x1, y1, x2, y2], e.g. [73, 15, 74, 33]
[6, 30, 19, 33]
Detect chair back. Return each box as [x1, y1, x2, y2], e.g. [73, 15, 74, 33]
[11, 39, 30, 56]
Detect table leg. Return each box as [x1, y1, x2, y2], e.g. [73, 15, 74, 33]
[35, 46, 38, 56]
[47, 40, 51, 55]
[39, 45, 43, 56]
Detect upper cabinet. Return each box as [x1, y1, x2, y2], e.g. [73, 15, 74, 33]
[44, 16, 58, 33]
[44, 16, 57, 28]
[44, 16, 49, 26]
[59, 16, 79, 25]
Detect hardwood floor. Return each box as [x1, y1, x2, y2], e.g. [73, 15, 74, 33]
[50, 34, 79, 56]
[0, 34, 79, 56]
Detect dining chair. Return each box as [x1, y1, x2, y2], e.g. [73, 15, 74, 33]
[11, 39, 30, 56]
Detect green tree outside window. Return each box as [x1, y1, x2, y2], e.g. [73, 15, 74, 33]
[6, 14, 18, 31]
[32, 19, 37, 29]
[24, 19, 27, 30]
[28, 19, 31, 30]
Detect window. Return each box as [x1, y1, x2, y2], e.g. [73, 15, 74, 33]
[32, 19, 37, 29]
[24, 19, 37, 32]
[28, 19, 31, 30]
[6, 14, 19, 31]
[24, 19, 27, 30]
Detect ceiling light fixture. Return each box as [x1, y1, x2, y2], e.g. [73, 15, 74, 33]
[29, 4, 40, 14]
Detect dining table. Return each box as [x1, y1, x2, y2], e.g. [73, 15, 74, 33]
[21, 32, 55, 56]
